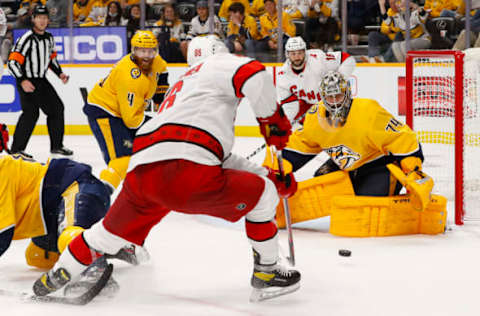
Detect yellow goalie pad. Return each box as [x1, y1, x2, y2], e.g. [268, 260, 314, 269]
[276, 171, 355, 228]
[329, 194, 447, 237]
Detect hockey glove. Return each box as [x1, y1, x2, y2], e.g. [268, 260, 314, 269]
[0, 124, 9, 153]
[267, 167, 298, 199]
[257, 107, 292, 150]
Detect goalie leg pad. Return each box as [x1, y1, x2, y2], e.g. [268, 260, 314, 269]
[329, 194, 447, 237]
[276, 171, 355, 228]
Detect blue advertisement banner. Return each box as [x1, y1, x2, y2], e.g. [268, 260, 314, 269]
[0, 75, 21, 112]
[13, 26, 127, 64]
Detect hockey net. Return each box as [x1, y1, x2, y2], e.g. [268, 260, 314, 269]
[406, 50, 480, 225]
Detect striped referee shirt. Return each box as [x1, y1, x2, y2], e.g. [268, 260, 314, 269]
[7, 29, 62, 81]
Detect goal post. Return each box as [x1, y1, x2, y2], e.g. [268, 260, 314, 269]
[406, 50, 480, 225]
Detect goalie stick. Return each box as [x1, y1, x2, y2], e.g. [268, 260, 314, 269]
[79, 87, 88, 104]
[0, 263, 113, 305]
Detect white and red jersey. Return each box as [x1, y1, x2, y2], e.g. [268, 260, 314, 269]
[276, 49, 356, 122]
[129, 53, 277, 172]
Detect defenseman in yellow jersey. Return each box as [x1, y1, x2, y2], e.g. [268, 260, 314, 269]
[283, 71, 423, 196]
[0, 128, 142, 272]
[84, 30, 169, 192]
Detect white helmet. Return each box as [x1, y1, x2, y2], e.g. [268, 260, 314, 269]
[285, 36, 306, 53]
[187, 35, 229, 66]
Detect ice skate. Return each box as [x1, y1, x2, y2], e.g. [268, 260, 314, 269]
[104, 244, 150, 265]
[33, 266, 71, 296]
[249, 250, 300, 302]
[63, 257, 119, 298]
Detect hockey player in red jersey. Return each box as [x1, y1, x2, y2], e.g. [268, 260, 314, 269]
[33, 35, 301, 302]
[276, 36, 357, 123]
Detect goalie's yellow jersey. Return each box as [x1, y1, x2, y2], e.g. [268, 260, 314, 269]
[287, 98, 420, 171]
[87, 54, 168, 129]
[0, 155, 49, 240]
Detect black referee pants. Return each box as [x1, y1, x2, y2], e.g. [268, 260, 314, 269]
[11, 78, 65, 152]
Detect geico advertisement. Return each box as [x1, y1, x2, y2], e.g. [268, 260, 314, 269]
[0, 64, 404, 127]
[13, 27, 127, 64]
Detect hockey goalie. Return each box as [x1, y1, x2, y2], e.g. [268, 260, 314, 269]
[267, 71, 447, 237]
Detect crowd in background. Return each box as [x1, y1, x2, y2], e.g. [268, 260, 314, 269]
[0, 0, 479, 63]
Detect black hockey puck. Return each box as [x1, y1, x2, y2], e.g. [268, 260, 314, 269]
[338, 249, 351, 257]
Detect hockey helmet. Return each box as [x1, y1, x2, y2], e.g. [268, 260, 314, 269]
[187, 34, 229, 66]
[131, 30, 158, 49]
[319, 71, 352, 127]
[285, 36, 306, 53]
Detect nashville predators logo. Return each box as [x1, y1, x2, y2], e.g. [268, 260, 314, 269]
[131, 68, 141, 79]
[325, 145, 360, 170]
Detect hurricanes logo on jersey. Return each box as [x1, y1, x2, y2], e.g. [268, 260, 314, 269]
[325, 145, 360, 170]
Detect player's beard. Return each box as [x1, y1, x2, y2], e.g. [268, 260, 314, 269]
[290, 57, 305, 71]
[134, 56, 153, 73]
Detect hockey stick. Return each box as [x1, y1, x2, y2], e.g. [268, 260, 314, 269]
[79, 87, 88, 104]
[0, 263, 113, 305]
[273, 146, 295, 266]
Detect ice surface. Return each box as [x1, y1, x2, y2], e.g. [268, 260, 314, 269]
[1, 135, 480, 316]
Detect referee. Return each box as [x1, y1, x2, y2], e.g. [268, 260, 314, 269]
[7, 5, 72, 159]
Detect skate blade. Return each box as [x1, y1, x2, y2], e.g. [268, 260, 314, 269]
[249, 283, 300, 302]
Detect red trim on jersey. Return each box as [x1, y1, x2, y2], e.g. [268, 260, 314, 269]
[245, 220, 278, 242]
[68, 233, 102, 266]
[232, 60, 266, 98]
[280, 94, 298, 106]
[133, 123, 224, 161]
[341, 52, 351, 63]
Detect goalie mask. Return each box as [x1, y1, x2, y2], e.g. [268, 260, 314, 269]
[319, 71, 352, 127]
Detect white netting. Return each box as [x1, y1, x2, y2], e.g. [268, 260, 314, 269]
[410, 50, 480, 222]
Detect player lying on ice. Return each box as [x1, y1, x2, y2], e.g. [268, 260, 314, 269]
[266, 71, 447, 237]
[33, 35, 301, 303]
[0, 125, 145, 294]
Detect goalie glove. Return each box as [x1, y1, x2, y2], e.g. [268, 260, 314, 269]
[266, 167, 298, 199]
[0, 124, 9, 153]
[257, 107, 292, 150]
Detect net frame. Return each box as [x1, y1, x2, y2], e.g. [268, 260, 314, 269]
[406, 50, 465, 225]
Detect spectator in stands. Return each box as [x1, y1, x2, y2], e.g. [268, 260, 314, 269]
[224, 2, 260, 57]
[218, 0, 251, 21]
[390, 0, 431, 62]
[153, 3, 186, 62]
[74, 0, 93, 25]
[180, 1, 223, 60]
[423, 0, 458, 48]
[347, 0, 379, 45]
[305, 0, 340, 51]
[362, 0, 398, 63]
[250, 0, 267, 18]
[120, 0, 140, 9]
[284, 0, 310, 19]
[83, 0, 108, 25]
[451, 0, 480, 49]
[126, 4, 141, 50]
[14, 5, 35, 29]
[102, 1, 125, 25]
[46, 0, 69, 27]
[257, 0, 296, 52]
